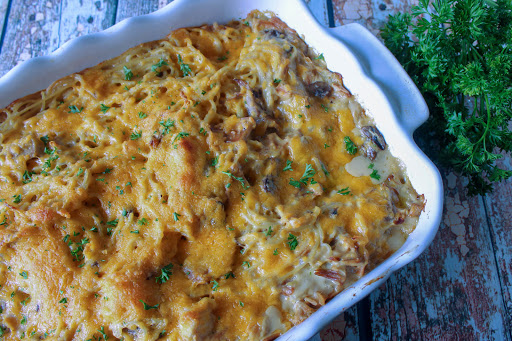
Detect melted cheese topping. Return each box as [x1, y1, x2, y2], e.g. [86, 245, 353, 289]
[0, 11, 424, 340]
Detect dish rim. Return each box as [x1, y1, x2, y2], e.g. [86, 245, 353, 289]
[0, 0, 444, 340]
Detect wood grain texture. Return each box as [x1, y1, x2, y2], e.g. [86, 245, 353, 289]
[115, 0, 173, 23]
[483, 155, 512, 340]
[59, 0, 117, 44]
[368, 171, 510, 340]
[0, 0, 61, 77]
[0, 0, 10, 46]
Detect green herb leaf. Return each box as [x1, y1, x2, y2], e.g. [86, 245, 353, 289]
[140, 300, 159, 310]
[344, 136, 357, 155]
[283, 160, 293, 171]
[130, 130, 142, 140]
[337, 187, 350, 195]
[100, 104, 110, 113]
[156, 263, 173, 284]
[370, 169, 381, 181]
[287, 233, 298, 250]
[68, 105, 83, 113]
[123, 66, 133, 80]
[177, 54, 192, 77]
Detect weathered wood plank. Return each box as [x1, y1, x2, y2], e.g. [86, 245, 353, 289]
[368, 171, 510, 340]
[483, 155, 512, 340]
[0, 0, 10, 46]
[115, 0, 173, 23]
[331, 0, 419, 35]
[0, 0, 61, 77]
[58, 0, 117, 45]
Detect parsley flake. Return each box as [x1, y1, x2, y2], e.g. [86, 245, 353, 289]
[13, 194, 21, 204]
[140, 300, 159, 310]
[177, 54, 192, 77]
[173, 212, 181, 221]
[123, 66, 133, 80]
[130, 130, 142, 140]
[19, 271, 28, 279]
[138, 111, 147, 119]
[370, 169, 381, 180]
[344, 136, 357, 155]
[156, 263, 173, 284]
[68, 105, 83, 113]
[100, 104, 110, 113]
[222, 171, 249, 190]
[287, 233, 298, 250]
[283, 160, 293, 171]
[211, 280, 219, 291]
[337, 187, 351, 195]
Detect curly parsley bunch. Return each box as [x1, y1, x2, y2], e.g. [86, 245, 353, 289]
[381, 0, 512, 195]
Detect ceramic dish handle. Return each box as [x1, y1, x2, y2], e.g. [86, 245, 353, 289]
[328, 24, 429, 135]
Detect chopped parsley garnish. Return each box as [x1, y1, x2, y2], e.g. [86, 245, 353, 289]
[211, 156, 219, 167]
[138, 111, 147, 119]
[151, 58, 168, 74]
[130, 130, 142, 140]
[173, 212, 181, 221]
[98, 326, 109, 341]
[159, 119, 175, 135]
[20, 316, 26, 324]
[222, 171, 249, 190]
[130, 230, 139, 234]
[68, 105, 83, 113]
[283, 160, 293, 171]
[273, 78, 281, 84]
[273, 249, 279, 255]
[22, 170, 33, 184]
[239, 301, 245, 307]
[287, 233, 298, 250]
[265, 226, 273, 236]
[199, 127, 207, 136]
[242, 261, 251, 268]
[0, 216, 7, 226]
[320, 104, 329, 112]
[106, 219, 118, 227]
[368, 163, 374, 169]
[370, 169, 381, 180]
[13, 194, 21, 204]
[156, 263, 173, 284]
[337, 187, 351, 195]
[100, 104, 110, 113]
[177, 54, 192, 77]
[211, 280, 219, 291]
[19, 271, 28, 279]
[344, 136, 357, 155]
[40, 135, 50, 144]
[59, 298, 67, 304]
[172, 131, 190, 145]
[123, 66, 133, 80]
[140, 300, 159, 310]
[324, 143, 330, 149]
[217, 55, 228, 61]
[315, 53, 325, 60]
[224, 272, 235, 279]
[290, 164, 316, 188]
[137, 218, 148, 226]
[102, 167, 113, 174]
[201, 90, 206, 95]
[76, 168, 84, 177]
[305, 104, 311, 108]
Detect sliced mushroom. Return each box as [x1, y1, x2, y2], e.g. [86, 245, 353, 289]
[262, 175, 277, 194]
[361, 126, 387, 150]
[305, 81, 332, 98]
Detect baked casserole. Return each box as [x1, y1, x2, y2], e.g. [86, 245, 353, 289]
[0, 10, 424, 340]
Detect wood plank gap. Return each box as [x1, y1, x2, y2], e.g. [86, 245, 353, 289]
[325, 0, 335, 27]
[112, 0, 119, 25]
[481, 195, 512, 341]
[357, 298, 372, 341]
[0, 0, 12, 54]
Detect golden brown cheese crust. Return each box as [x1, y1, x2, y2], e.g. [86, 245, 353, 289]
[0, 11, 424, 340]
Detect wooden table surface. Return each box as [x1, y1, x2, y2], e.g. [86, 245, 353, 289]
[0, 0, 510, 340]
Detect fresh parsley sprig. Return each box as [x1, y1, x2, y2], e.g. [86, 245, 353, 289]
[381, 0, 512, 195]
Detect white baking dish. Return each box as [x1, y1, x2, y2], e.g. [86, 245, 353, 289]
[0, 0, 444, 340]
